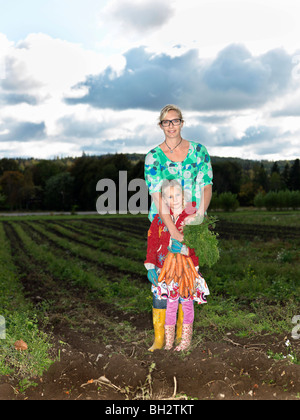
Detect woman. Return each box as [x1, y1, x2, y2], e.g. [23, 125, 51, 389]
[144, 104, 213, 351]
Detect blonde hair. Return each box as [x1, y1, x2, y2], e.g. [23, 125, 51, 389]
[158, 104, 184, 125]
[161, 179, 185, 210]
[161, 179, 182, 196]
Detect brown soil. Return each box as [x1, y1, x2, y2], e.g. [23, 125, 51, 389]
[1, 298, 299, 401]
[0, 218, 299, 401]
[1, 321, 300, 401]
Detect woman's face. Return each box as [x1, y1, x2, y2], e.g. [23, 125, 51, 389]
[160, 110, 183, 139]
[163, 186, 183, 214]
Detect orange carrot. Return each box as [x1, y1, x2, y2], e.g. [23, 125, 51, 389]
[190, 268, 195, 289]
[158, 253, 173, 283]
[164, 252, 174, 273]
[182, 256, 191, 280]
[179, 275, 185, 297]
[179, 273, 187, 298]
[165, 276, 173, 285]
[158, 265, 166, 283]
[175, 253, 182, 277]
[181, 274, 188, 297]
[168, 255, 176, 279]
[188, 272, 194, 292]
[187, 257, 198, 279]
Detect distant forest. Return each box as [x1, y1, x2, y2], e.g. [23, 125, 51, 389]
[0, 153, 299, 211]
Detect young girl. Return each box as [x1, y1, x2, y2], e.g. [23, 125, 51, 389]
[145, 179, 209, 351]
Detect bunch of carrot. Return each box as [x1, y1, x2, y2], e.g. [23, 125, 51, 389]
[157, 252, 199, 299]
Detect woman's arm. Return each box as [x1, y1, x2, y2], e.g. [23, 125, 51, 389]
[198, 184, 212, 216]
[184, 184, 213, 225]
[151, 192, 184, 242]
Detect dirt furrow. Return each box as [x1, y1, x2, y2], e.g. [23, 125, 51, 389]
[216, 221, 300, 241]
[20, 221, 147, 282]
[1, 219, 299, 401]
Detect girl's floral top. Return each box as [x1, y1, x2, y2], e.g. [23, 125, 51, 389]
[144, 202, 198, 269]
[144, 203, 210, 304]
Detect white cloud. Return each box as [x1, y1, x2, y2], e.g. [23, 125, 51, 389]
[0, 31, 126, 157]
[0, 139, 82, 160]
[1, 0, 300, 160]
[95, 0, 300, 59]
[66, 44, 295, 113]
[100, 0, 175, 34]
[15, 34, 123, 96]
[97, 0, 177, 54]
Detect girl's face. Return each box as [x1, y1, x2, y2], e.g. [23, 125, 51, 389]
[163, 186, 183, 214]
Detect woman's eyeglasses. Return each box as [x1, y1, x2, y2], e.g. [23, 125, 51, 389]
[160, 119, 182, 127]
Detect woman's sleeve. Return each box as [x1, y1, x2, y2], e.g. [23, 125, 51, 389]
[196, 145, 213, 187]
[144, 150, 163, 195]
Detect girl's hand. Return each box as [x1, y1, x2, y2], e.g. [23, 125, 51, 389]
[170, 229, 184, 243]
[168, 238, 183, 254]
[147, 269, 158, 286]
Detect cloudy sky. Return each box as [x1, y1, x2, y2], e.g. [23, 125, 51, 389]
[0, 0, 300, 161]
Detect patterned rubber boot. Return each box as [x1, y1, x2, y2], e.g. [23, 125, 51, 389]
[164, 325, 176, 350]
[174, 324, 193, 351]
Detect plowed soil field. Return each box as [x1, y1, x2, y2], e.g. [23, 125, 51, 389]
[0, 216, 299, 401]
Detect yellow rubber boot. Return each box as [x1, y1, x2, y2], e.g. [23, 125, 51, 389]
[176, 303, 184, 345]
[148, 308, 166, 352]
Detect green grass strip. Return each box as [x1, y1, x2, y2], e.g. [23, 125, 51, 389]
[0, 223, 53, 382]
[39, 220, 147, 262]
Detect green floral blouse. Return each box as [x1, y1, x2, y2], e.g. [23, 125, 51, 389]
[145, 141, 213, 221]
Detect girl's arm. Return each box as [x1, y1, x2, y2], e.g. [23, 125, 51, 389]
[151, 192, 184, 242]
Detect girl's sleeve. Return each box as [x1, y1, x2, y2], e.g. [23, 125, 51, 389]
[196, 144, 213, 187]
[144, 216, 160, 269]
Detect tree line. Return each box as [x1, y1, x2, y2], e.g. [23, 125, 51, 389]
[0, 155, 299, 212]
[211, 157, 300, 209]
